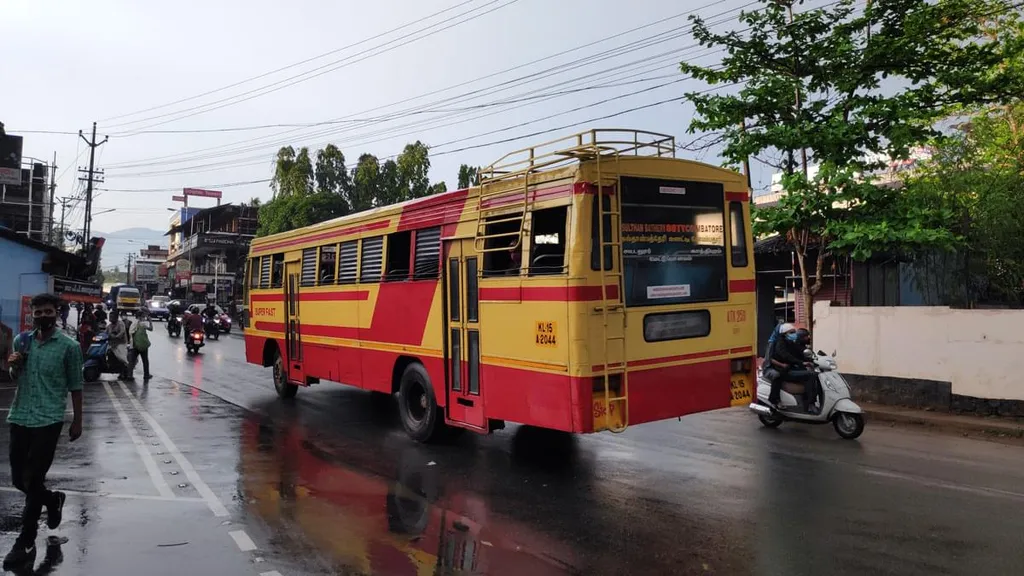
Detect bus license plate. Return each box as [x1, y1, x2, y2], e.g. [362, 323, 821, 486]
[730, 373, 753, 406]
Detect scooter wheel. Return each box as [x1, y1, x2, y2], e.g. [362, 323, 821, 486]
[758, 412, 784, 428]
[833, 412, 865, 439]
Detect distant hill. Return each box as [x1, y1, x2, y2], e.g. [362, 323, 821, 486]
[96, 227, 168, 270]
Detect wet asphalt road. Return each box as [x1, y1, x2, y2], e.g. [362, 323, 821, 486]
[2, 327, 1024, 575]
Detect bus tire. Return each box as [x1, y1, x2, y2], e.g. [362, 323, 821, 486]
[398, 363, 443, 443]
[273, 349, 298, 399]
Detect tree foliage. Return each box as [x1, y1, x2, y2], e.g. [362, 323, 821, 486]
[258, 141, 450, 236]
[902, 103, 1024, 305]
[680, 0, 1023, 319]
[457, 164, 479, 188]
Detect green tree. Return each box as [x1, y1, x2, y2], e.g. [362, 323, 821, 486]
[351, 153, 381, 212]
[457, 164, 478, 188]
[270, 146, 295, 198]
[680, 0, 1022, 319]
[397, 141, 432, 199]
[315, 144, 351, 197]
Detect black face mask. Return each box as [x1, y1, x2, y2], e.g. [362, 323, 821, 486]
[34, 316, 57, 331]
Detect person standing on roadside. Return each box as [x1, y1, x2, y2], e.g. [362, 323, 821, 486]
[129, 310, 153, 381]
[3, 293, 83, 570]
[106, 311, 129, 380]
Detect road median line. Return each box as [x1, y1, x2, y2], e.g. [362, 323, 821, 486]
[102, 381, 176, 499]
[116, 381, 230, 517]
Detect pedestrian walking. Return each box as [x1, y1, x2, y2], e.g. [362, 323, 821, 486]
[58, 301, 70, 331]
[129, 310, 153, 380]
[3, 293, 83, 570]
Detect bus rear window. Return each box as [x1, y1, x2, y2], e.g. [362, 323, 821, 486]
[618, 177, 727, 306]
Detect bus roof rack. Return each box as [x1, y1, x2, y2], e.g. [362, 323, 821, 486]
[478, 129, 676, 185]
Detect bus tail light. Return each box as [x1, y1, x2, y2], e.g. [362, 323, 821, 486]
[730, 358, 752, 374]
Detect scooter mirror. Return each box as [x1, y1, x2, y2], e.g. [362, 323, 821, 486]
[817, 349, 827, 356]
[832, 350, 837, 357]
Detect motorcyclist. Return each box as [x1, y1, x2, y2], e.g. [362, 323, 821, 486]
[202, 302, 219, 320]
[184, 309, 205, 343]
[763, 323, 817, 411]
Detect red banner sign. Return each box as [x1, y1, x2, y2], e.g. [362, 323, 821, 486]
[183, 188, 222, 199]
[19, 296, 32, 332]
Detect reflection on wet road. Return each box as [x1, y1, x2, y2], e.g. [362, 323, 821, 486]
[128, 331, 1024, 574]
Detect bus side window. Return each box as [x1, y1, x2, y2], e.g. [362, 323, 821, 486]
[319, 245, 337, 285]
[360, 237, 384, 283]
[529, 207, 568, 276]
[413, 226, 441, 279]
[590, 195, 614, 271]
[482, 215, 521, 277]
[249, 257, 260, 288]
[271, 254, 284, 288]
[338, 241, 358, 284]
[729, 201, 749, 267]
[384, 231, 412, 281]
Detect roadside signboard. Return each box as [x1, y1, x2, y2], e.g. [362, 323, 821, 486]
[183, 188, 222, 199]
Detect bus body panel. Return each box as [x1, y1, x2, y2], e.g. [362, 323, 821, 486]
[245, 142, 755, 434]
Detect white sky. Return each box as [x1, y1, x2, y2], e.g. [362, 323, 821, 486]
[3, 0, 784, 242]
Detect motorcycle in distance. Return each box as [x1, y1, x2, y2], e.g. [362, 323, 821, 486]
[167, 315, 182, 338]
[185, 329, 205, 355]
[749, 349, 865, 439]
[203, 315, 220, 340]
[82, 333, 124, 382]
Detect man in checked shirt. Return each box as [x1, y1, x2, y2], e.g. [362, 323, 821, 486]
[3, 293, 83, 570]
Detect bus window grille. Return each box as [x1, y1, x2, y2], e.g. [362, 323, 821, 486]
[413, 227, 441, 279]
[300, 248, 317, 287]
[338, 241, 358, 284]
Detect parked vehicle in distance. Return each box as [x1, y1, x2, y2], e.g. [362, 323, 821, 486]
[82, 333, 121, 382]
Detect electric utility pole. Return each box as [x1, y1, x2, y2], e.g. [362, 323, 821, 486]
[78, 122, 108, 251]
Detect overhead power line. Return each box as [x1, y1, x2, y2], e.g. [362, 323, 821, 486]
[103, 0, 519, 132]
[103, 1, 748, 172]
[98, 0, 478, 123]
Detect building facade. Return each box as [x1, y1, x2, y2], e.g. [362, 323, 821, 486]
[165, 203, 257, 305]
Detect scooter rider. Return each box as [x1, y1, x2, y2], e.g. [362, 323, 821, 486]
[763, 323, 816, 411]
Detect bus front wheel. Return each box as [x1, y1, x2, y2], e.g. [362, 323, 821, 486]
[398, 363, 443, 443]
[273, 350, 298, 399]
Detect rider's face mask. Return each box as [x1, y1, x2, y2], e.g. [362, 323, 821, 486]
[785, 332, 799, 342]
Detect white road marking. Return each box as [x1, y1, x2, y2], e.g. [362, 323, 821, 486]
[228, 530, 257, 552]
[0, 486, 203, 503]
[102, 382, 176, 499]
[260, 572, 284, 576]
[117, 381, 230, 517]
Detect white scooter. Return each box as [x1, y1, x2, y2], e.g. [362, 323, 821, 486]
[749, 349, 865, 439]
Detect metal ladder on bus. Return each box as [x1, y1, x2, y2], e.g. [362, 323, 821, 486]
[594, 151, 629, 433]
[473, 164, 534, 254]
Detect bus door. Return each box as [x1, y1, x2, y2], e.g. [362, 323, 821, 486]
[284, 259, 305, 384]
[443, 240, 486, 430]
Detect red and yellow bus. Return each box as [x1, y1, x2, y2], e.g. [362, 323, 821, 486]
[244, 129, 756, 442]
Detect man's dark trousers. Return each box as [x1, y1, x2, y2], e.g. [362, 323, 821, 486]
[10, 422, 63, 542]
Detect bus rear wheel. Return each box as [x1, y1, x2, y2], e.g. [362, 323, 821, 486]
[398, 363, 443, 443]
[273, 350, 298, 399]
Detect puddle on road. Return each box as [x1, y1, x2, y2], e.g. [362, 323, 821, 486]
[237, 416, 584, 576]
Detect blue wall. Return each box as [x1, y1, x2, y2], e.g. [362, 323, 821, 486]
[0, 238, 49, 336]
